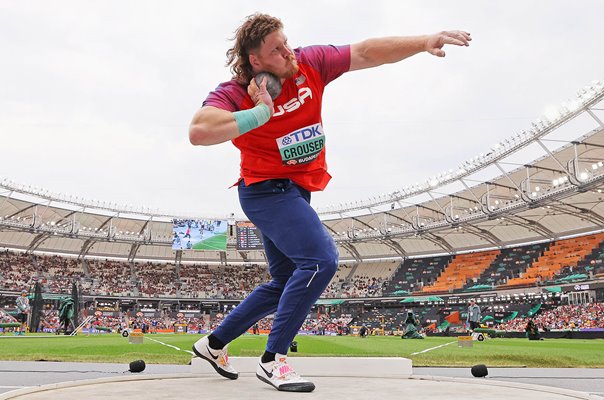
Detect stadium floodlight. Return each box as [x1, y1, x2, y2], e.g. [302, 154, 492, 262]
[543, 106, 561, 122]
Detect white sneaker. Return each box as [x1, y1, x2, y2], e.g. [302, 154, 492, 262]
[256, 353, 315, 392]
[192, 335, 238, 380]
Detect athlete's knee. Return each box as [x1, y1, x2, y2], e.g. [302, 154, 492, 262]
[315, 255, 338, 281]
[324, 244, 339, 275]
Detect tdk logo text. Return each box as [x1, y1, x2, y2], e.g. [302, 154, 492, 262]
[283, 125, 323, 145]
[273, 87, 312, 117]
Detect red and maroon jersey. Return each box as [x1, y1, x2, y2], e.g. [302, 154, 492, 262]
[203, 45, 350, 191]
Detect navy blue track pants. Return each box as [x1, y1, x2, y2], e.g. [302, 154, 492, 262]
[212, 179, 338, 354]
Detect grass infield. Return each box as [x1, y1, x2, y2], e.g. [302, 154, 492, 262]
[0, 334, 602, 367]
[192, 233, 227, 250]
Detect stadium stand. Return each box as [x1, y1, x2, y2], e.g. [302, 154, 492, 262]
[422, 250, 500, 293]
[135, 262, 178, 298]
[179, 263, 220, 298]
[321, 263, 353, 298]
[0, 251, 39, 291]
[463, 243, 549, 290]
[36, 254, 85, 294]
[552, 239, 604, 283]
[1, 229, 604, 340]
[383, 256, 451, 295]
[339, 261, 398, 297]
[220, 264, 268, 299]
[502, 234, 604, 288]
[496, 303, 604, 331]
[87, 259, 135, 297]
[1, 234, 602, 301]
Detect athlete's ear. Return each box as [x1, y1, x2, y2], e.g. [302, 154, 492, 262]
[249, 53, 261, 68]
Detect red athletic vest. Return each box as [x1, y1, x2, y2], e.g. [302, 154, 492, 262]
[204, 46, 350, 192]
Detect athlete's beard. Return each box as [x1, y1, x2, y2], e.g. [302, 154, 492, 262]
[279, 57, 299, 80]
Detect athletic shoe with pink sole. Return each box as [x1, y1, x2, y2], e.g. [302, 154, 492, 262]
[256, 353, 315, 392]
[192, 335, 238, 380]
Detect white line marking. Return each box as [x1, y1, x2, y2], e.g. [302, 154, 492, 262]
[0, 386, 27, 389]
[306, 264, 320, 288]
[146, 336, 194, 355]
[411, 341, 456, 355]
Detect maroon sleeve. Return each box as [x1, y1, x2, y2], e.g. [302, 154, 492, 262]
[297, 45, 351, 86]
[202, 80, 247, 112]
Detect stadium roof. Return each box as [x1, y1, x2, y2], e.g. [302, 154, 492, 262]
[1, 82, 604, 263]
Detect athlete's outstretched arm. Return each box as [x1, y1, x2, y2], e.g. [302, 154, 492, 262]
[189, 78, 273, 146]
[349, 31, 471, 71]
[189, 106, 240, 146]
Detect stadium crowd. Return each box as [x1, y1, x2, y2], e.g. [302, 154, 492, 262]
[496, 303, 604, 331]
[3, 298, 603, 335]
[1, 248, 603, 335]
[3, 244, 602, 302]
[1, 251, 399, 300]
[1, 251, 274, 300]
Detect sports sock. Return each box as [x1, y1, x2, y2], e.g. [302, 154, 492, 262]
[207, 334, 226, 350]
[261, 351, 276, 363]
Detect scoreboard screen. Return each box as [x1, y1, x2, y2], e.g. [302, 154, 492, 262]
[236, 222, 264, 250]
[172, 219, 227, 251]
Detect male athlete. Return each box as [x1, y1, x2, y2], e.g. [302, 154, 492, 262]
[189, 13, 470, 392]
[467, 298, 481, 332]
[15, 290, 30, 335]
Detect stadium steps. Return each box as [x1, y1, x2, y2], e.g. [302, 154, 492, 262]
[385, 258, 419, 295]
[382, 261, 405, 295]
[343, 262, 360, 283]
[81, 259, 91, 278]
[337, 263, 360, 297]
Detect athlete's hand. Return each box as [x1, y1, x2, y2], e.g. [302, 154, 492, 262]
[425, 30, 471, 57]
[248, 77, 274, 116]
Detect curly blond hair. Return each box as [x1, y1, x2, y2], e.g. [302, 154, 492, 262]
[226, 13, 283, 84]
